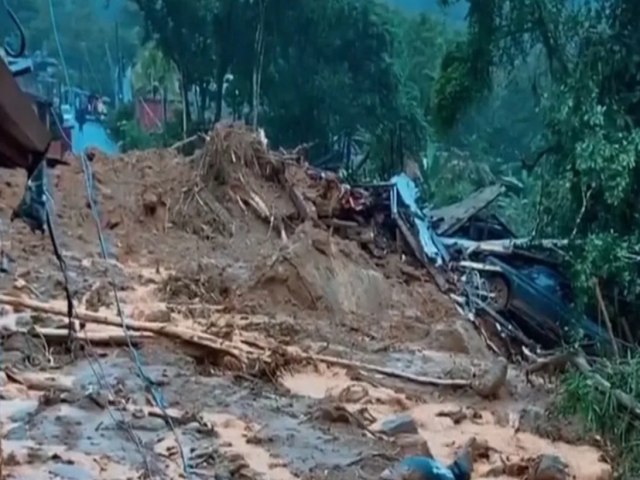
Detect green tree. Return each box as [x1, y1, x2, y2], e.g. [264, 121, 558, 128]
[133, 0, 216, 123]
[1, 0, 141, 97]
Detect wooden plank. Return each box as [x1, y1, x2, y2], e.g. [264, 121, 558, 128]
[430, 185, 505, 235]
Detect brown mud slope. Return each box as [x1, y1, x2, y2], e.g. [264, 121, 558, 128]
[0, 124, 612, 479]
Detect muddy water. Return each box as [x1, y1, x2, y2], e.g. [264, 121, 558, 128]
[281, 363, 612, 480]
[1, 346, 383, 479]
[0, 266, 612, 479]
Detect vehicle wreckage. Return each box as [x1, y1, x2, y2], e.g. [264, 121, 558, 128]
[293, 166, 618, 358]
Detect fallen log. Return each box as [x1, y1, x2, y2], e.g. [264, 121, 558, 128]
[571, 354, 640, 419]
[4, 366, 74, 392]
[0, 296, 473, 390]
[0, 295, 249, 363]
[302, 353, 470, 388]
[525, 350, 574, 382]
[12, 327, 154, 347]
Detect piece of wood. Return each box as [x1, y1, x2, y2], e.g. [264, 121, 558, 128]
[395, 216, 448, 291]
[430, 184, 505, 235]
[288, 184, 317, 221]
[439, 237, 568, 254]
[0, 295, 248, 363]
[4, 367, 74, 392]
[457, 261, 502, 272]
[170, 134, 199, 150]
[0, 296, 474, 390]
[321, 218, 360, 229]
[593, 278, 619, 358]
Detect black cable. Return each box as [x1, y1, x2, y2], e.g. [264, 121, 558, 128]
[3, 0, 26, 58]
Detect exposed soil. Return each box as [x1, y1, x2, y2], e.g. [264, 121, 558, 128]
[0, 125, 612, 479]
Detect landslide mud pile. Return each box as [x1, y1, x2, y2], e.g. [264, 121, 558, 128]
[0, 124, 615, 479]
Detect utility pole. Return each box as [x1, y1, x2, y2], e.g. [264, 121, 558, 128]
[115, 21, 121, 105]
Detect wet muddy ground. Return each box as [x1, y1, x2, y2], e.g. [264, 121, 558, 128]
[0, 145, 614, 479]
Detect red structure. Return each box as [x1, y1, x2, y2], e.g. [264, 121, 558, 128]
[135, 97, 167, 132]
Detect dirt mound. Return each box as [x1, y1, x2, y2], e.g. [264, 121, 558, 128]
[0, 124, 460, 335]
[246, 222, 391, 315]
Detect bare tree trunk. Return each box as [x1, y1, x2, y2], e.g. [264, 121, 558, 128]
[214, 64, 226, 123]
[180, 69, 190, 139]
[252, 0, 267, 129]
[162, 85, 168, 131]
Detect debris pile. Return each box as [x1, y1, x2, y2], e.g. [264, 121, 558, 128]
[178, 123, 606, 359]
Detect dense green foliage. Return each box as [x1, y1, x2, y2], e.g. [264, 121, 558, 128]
[131, 0, 458, 177]
[1, 0, 141, 96]
[434, 2, 640, 475]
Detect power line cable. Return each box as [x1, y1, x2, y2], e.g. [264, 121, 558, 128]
[47, 1, 191, 477]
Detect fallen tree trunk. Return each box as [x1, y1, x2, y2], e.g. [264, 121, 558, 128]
[571, 354, 640, 419]
[0, 294, 249, 363]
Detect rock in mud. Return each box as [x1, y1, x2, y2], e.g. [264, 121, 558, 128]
[377, 413, 418, 436]
[130, 416, 167, 432]
[394, 433, 433, 457]
[471, 357, 508, 399]
[527, 454, 569, 480]
[425, 320, 489, 356]
[516, 406, 547, 434]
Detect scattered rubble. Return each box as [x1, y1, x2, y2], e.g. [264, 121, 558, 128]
[0, 123, 616, 479]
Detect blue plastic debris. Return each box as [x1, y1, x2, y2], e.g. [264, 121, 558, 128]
[380, 454, 472, 480]
[390, 173, 449, 266]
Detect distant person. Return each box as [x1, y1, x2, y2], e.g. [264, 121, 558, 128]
[76, 106, 86, 133]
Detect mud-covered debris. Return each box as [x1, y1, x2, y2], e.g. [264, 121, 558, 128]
[309, 402, 377, 435]
[527, 454, 570, 480]
[471, 357, 508, 399]
[436, 408, 468, 425]
[426, 320, 490, 357]
[143, 309, 172, 324]
[330, 383, 370, 403]
[377, 413, 419, 436]
[464, 437, 496, 462]
[130, 416, 167, 432]
[159, 264, 229, 305]
[141, 190, 165, 217]
[484, 458, 529, 477]
[84, 281, 112, 312]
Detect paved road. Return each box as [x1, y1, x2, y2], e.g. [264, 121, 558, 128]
[69, 119, 119, 156]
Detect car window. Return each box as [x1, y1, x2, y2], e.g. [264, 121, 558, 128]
[523, 266, 563, 296]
